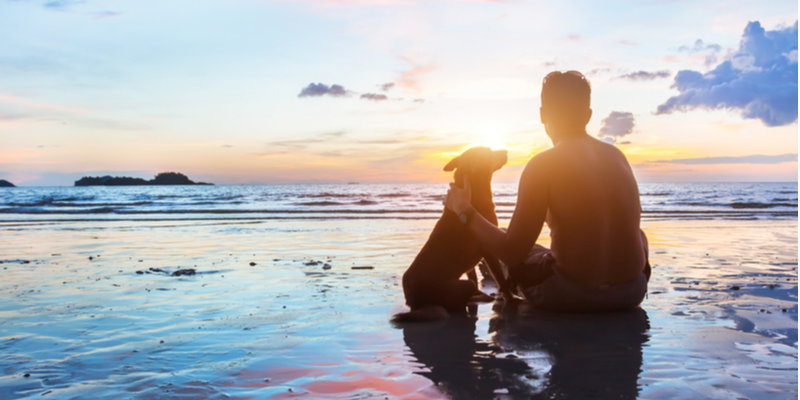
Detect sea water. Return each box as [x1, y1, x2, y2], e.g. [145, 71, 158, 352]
[0, 182, 796, 222]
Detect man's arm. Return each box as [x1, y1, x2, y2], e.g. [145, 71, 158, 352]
[446, 156, 550, 273]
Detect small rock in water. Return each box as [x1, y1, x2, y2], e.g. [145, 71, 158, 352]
[23, 373, 30, 378]
[250, 262, 256, 266]
[160, 340, 165, 344]
[135, 271, 144, 275]
[264, 378, 271, 382]
[782, 308, 788, 312]
[149, 267, 169, 274]
[730, 285, 740, 290]
[304, 260, 321, 266]
[273, 259, 280, 262]
[172, 269, 196, 277]
[88, 256, 93, 261]
[351, 266, 374, 270]
[322, 264, 332, 270]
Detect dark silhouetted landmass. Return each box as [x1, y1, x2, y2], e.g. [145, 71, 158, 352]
[0, 179, 15, 187]
[74, 172, 213, 187]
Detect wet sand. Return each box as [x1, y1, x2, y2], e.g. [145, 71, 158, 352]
[0, 219, 796, 399]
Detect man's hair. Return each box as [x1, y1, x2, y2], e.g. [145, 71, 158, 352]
[541, 70, 591, 112]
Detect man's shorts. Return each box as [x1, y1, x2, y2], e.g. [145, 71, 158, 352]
[506, 241, 651, 313]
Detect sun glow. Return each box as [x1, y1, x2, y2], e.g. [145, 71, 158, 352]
[472, 127, 508, 151]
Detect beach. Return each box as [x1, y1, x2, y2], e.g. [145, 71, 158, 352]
[0, 216, 796, 399]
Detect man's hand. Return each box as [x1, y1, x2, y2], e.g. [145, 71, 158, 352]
[444, 177, 472, 214]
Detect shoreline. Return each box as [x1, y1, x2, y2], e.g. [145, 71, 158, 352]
[0, 219, 796, 399]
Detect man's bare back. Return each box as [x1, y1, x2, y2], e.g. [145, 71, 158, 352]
[445, 70, 649, 311]
[524, 134, 645, 287]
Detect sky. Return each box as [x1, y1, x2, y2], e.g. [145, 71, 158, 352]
[0, 0, 797, 186]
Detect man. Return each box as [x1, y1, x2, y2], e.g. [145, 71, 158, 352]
[445, 70, 650, 312]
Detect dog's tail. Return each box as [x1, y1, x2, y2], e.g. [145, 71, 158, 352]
[391, 306, 448, 323]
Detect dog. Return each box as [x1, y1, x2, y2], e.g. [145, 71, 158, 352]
[393, 147, 514, 322]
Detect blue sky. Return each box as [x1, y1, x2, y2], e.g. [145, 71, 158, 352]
[0, 0, 797, 185]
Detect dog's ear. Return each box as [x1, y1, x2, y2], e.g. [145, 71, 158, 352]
[492, 150, 508, 171]
[443, 155, 461, 171]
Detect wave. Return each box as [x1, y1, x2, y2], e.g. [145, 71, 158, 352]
[294, 201, 344, 206]
[297, 192, 366, 198]
[377, 193, 411, 198]
[642, 192, 672, 196]
[731, 202, 798, 209]
[2, 207, 797, 217]
[0, 207, 444, 215]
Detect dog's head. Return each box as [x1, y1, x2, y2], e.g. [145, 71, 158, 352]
[443, 147, 508, 188]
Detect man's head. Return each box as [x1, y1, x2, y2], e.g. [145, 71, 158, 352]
[540, 70, 592, 141]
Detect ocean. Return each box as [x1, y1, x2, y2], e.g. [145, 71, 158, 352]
[0, 182, 796, 222]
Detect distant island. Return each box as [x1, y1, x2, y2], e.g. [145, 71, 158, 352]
[74, 172, 213, 187]
[0, 179, 15, 187]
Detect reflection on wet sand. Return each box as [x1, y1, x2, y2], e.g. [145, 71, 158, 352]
[402, 305, 650, 399]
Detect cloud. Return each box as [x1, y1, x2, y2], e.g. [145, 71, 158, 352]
[616, 70, 671, 81]
[412, 98, 425, 103]
[43, 0, 83, 10]
[94, 11, 121, 18]
[653, 154, 797, 165]
[619, 40, 638, 46]
[678, 39, 723, 54]
[598, 111, 635, 144]
[360, 93, 388, 101]
[297, 83, 350, 98]
[221, 145, 233, 148]
[379, 82, 394, 91]
[0, 94, 91, 115]
[656, 21, 798, 127]
[587, 68, 612, 76]
[261, 131, 347, 154]
[397, 63, 439, 91]
[677, 39, 724, 67]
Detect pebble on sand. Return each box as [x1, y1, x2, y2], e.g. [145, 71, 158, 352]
[250, 262, 256, 266]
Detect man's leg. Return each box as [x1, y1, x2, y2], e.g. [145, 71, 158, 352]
[641, 230, 651, 281]
[507, 245, 556, 289]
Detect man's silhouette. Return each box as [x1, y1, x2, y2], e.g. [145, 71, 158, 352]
[445, 70, 650, 311]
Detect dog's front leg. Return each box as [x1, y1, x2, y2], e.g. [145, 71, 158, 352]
[483, 254, 520, 302]
[467, 264, 495, 302]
